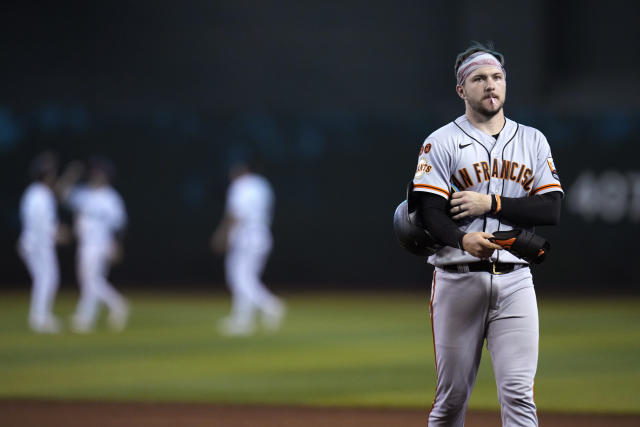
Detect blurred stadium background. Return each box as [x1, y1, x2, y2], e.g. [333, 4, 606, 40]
[1, 0, 639, 425]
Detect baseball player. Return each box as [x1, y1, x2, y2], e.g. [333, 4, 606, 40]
[412, 43, 562, 426]
[211, 160, 285, 336]
[58, 158, 129, 333]
[17, 151, 68, 333]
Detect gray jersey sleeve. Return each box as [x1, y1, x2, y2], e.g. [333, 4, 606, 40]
[530, 133, 563, 196]
[412, 137, 452, 200]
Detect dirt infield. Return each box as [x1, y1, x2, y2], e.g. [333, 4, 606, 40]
[1, 400, 639, 427]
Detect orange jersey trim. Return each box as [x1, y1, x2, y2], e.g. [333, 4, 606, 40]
[414, 184, 450, 197]
[531, 183, 562, 195]
[495, 194, 502, 213]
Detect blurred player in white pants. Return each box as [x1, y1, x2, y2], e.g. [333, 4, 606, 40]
[212, 161, 285, 336]
[58, 158, 129, 333]
[18, 152, 68, 333]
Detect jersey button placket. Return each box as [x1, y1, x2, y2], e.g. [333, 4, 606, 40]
[489, 146, 500, 194]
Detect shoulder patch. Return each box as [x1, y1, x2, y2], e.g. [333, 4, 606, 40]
[547, 157, 560, 180]
[418, 142, 432, 156]
[414, 158, 432, 179]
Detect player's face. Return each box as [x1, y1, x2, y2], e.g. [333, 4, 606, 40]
[457, 66, 506, 118]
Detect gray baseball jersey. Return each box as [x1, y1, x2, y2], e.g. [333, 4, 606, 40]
[413, 115, 563, 265]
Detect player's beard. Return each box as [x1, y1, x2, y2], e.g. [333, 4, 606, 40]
[469, 95, 505, 119]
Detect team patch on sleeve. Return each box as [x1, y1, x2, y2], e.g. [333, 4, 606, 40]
[414, 158, 432, 178]
[418, 143, 432, 156]
[547, 157, 560, 180]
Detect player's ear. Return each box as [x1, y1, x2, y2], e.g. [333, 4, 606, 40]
[456, 85, 465, 100]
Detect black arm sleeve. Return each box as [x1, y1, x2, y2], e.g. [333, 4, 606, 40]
[415, 192, 465, 249]
[499, 191, 562, 227]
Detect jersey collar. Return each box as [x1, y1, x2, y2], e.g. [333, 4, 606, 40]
[454, 115, 517, 150]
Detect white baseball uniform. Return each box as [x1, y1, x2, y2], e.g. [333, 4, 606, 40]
[68, 184, 128, 331]
[18, 182, 61, 332]
[221, 173, 284, 333]
[414, 115, 563, 426]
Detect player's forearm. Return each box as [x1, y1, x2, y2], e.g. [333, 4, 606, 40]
[415, 192, 466, 249]
[493, 191, 562, 227]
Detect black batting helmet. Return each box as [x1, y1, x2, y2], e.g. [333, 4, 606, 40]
[393, 181, 442, 257]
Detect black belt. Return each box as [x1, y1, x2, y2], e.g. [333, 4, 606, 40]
[439, 261, 527, 275]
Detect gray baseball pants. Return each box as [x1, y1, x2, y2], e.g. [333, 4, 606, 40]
[428, 266, 538, 426]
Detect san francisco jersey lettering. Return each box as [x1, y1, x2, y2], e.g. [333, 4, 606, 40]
[413, 115, 563, 266]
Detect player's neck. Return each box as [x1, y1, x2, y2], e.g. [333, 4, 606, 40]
[465, 108, 505, 136]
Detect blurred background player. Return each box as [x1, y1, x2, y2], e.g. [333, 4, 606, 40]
[57, 157, 129, 333]
[17, 151, 69, 333]
[211, 159, 285, 336]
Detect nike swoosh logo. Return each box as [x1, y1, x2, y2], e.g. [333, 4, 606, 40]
[459, 143, 473, 149]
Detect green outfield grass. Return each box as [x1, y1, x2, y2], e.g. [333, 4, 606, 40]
[0, 291, 638, 413]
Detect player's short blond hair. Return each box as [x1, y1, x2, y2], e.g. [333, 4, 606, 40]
[454, 42, 505, 81]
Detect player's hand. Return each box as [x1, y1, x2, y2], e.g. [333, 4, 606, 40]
[449, 191, 491, 220]
[462, 232, 502, 259]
